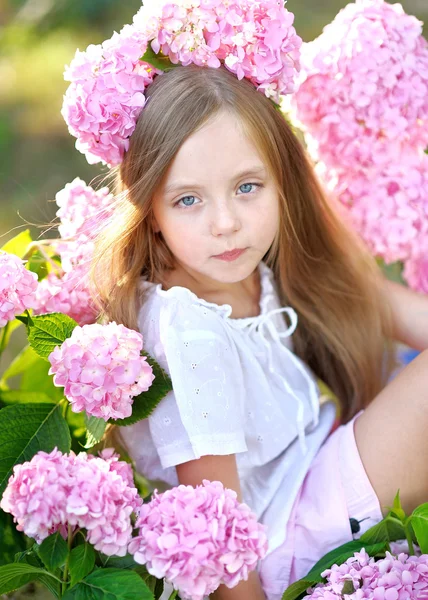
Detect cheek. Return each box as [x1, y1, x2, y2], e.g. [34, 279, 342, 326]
[247, 197, 279, 239]
[159, 215, 204, 256]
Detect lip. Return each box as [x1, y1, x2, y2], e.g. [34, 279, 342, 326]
[213, 248, 247, 261]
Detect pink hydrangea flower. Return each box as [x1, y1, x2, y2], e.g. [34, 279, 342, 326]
[62, 25, 156, 167]
[129, 479, 268, 600]
[292, 0, 428, 170]
[0, 250, 38, 327]
[62, 0, 301, 166]
[403, 243, 428, 294]
[303, 548, 428, 600]
[33, 179, 115, 325]
[55, 177, 114, 244]
[290, 0, 428, 270]
[0, 447, 142, 556]
[48, 321, 155, 421]
[318, 150, 428, 265]
[34, 267, 97, 326]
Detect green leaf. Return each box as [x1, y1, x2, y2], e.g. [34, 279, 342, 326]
[14, 547, 44, 569]
[20, 350, 64, 401]
[282, 579, 316, 600]
[305, 541, 387, 582]
[63, 568, 154, 600]
[0, 320, 21, 353]
[97, 554, 140, 570]
[0, 403, 71, 496]
[410, 503, 428, 553]
[1, 344, 40, 382]
[110, 353, 172, 426]
[27, 249, 49, 281]
[141, 45, 180, 72]
[26, 313, 78, 360]
[83, 415, 106, 449]
[69, 544, 95, 588]
[1, 230, 33, 258]
[0, 562, 56, 595]
[15, 312, 33, 326]
[389, 490, 406, 522]
[37, 532, 69, 571]
[360, 515, 405, 545]
[0, 390, 53, 405]
[342, 580, 356, 595]
[0, 509, 27, 566]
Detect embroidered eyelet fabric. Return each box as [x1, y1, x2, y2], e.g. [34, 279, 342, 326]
[119, 262, 336, 555]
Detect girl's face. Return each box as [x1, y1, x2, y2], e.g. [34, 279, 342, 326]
[152, 110, 280, 289]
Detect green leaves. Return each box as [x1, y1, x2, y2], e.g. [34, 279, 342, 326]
[1, 230, 33, 258]
[0, 510, 27, 566]
[69, 544, 95, 588]
[23, 313, 78, 360]
[410, 504, 428, 553]
[306, 541, 387, 582]
[141, 45, 180, 72]
[110, 352, 172, 426]
[0, 562, 60, 596]
[63, 568, 154, 600]
[281, 489, 428, 600]
[83, 415, 106, 449]
[359, 515, 406, 545]
[0, 403, 71, 496]
[37, 532, 69, 571]
[281, 540, 388, 600]
[282, 579, 315, 600]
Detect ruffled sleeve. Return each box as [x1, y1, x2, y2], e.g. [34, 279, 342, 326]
[140, 290, 248, 469]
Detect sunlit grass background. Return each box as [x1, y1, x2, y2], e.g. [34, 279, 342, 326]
[0, 0, 427, 245]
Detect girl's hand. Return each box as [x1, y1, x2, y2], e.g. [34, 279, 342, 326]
[383, 279, 428, 351]
[176, 454, 267, 600]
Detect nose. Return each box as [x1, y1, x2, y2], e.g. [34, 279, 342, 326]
[210, 200, 242, 237]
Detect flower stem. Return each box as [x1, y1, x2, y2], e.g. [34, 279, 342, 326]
[168, 590, 178, 600]
[404, 518, 415, 555]
[0, 322, 11, 357]
[61, 524, 74, 596]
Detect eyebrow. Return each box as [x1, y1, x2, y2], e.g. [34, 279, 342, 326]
[163, 165, 267, 195]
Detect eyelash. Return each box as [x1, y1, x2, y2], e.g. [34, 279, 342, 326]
[174, 183, 263, 208]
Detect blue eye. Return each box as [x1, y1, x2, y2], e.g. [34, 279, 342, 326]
[238, 183, 258, 194]
[178, 196, 197, 207]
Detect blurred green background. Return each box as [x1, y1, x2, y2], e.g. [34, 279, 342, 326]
[0, 0, 427, 246]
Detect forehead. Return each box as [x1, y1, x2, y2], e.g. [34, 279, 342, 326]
[164, 111, 266, 183]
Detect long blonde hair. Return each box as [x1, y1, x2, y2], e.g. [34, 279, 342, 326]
[93, 65, 395, 422]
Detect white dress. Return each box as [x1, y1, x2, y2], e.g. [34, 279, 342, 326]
[119, 261, 336, 556]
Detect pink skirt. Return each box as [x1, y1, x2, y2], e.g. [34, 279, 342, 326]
[259, 414, 383, 600]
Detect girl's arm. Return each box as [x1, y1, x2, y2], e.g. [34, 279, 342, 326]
[383, 279, 428, 351]
[176, 455, 267, 600]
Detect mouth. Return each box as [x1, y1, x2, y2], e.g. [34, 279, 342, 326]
[213, 248, 247, 261]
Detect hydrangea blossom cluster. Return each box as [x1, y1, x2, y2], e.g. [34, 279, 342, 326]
[48, 321, 155, 420]
[0, 447, 142, 556]
[0, 251, 38, 327]
[290, 0, 428, 292]
[317, 151, 428, 265]
[403, 242, 428, 294]
[34, 178, 115, 324]
[34, 268, 97, 326]
[55, 177, 115, 271]
[303, 549, 428, 600]
[129, 480, 268, 600]
[62, 0, 302, 166]
[292, 0, 428, 169]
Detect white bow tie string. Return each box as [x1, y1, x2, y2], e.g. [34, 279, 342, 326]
[247, 304, 320, 454]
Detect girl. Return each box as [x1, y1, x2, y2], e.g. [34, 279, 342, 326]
[92, 64, 428, 600]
